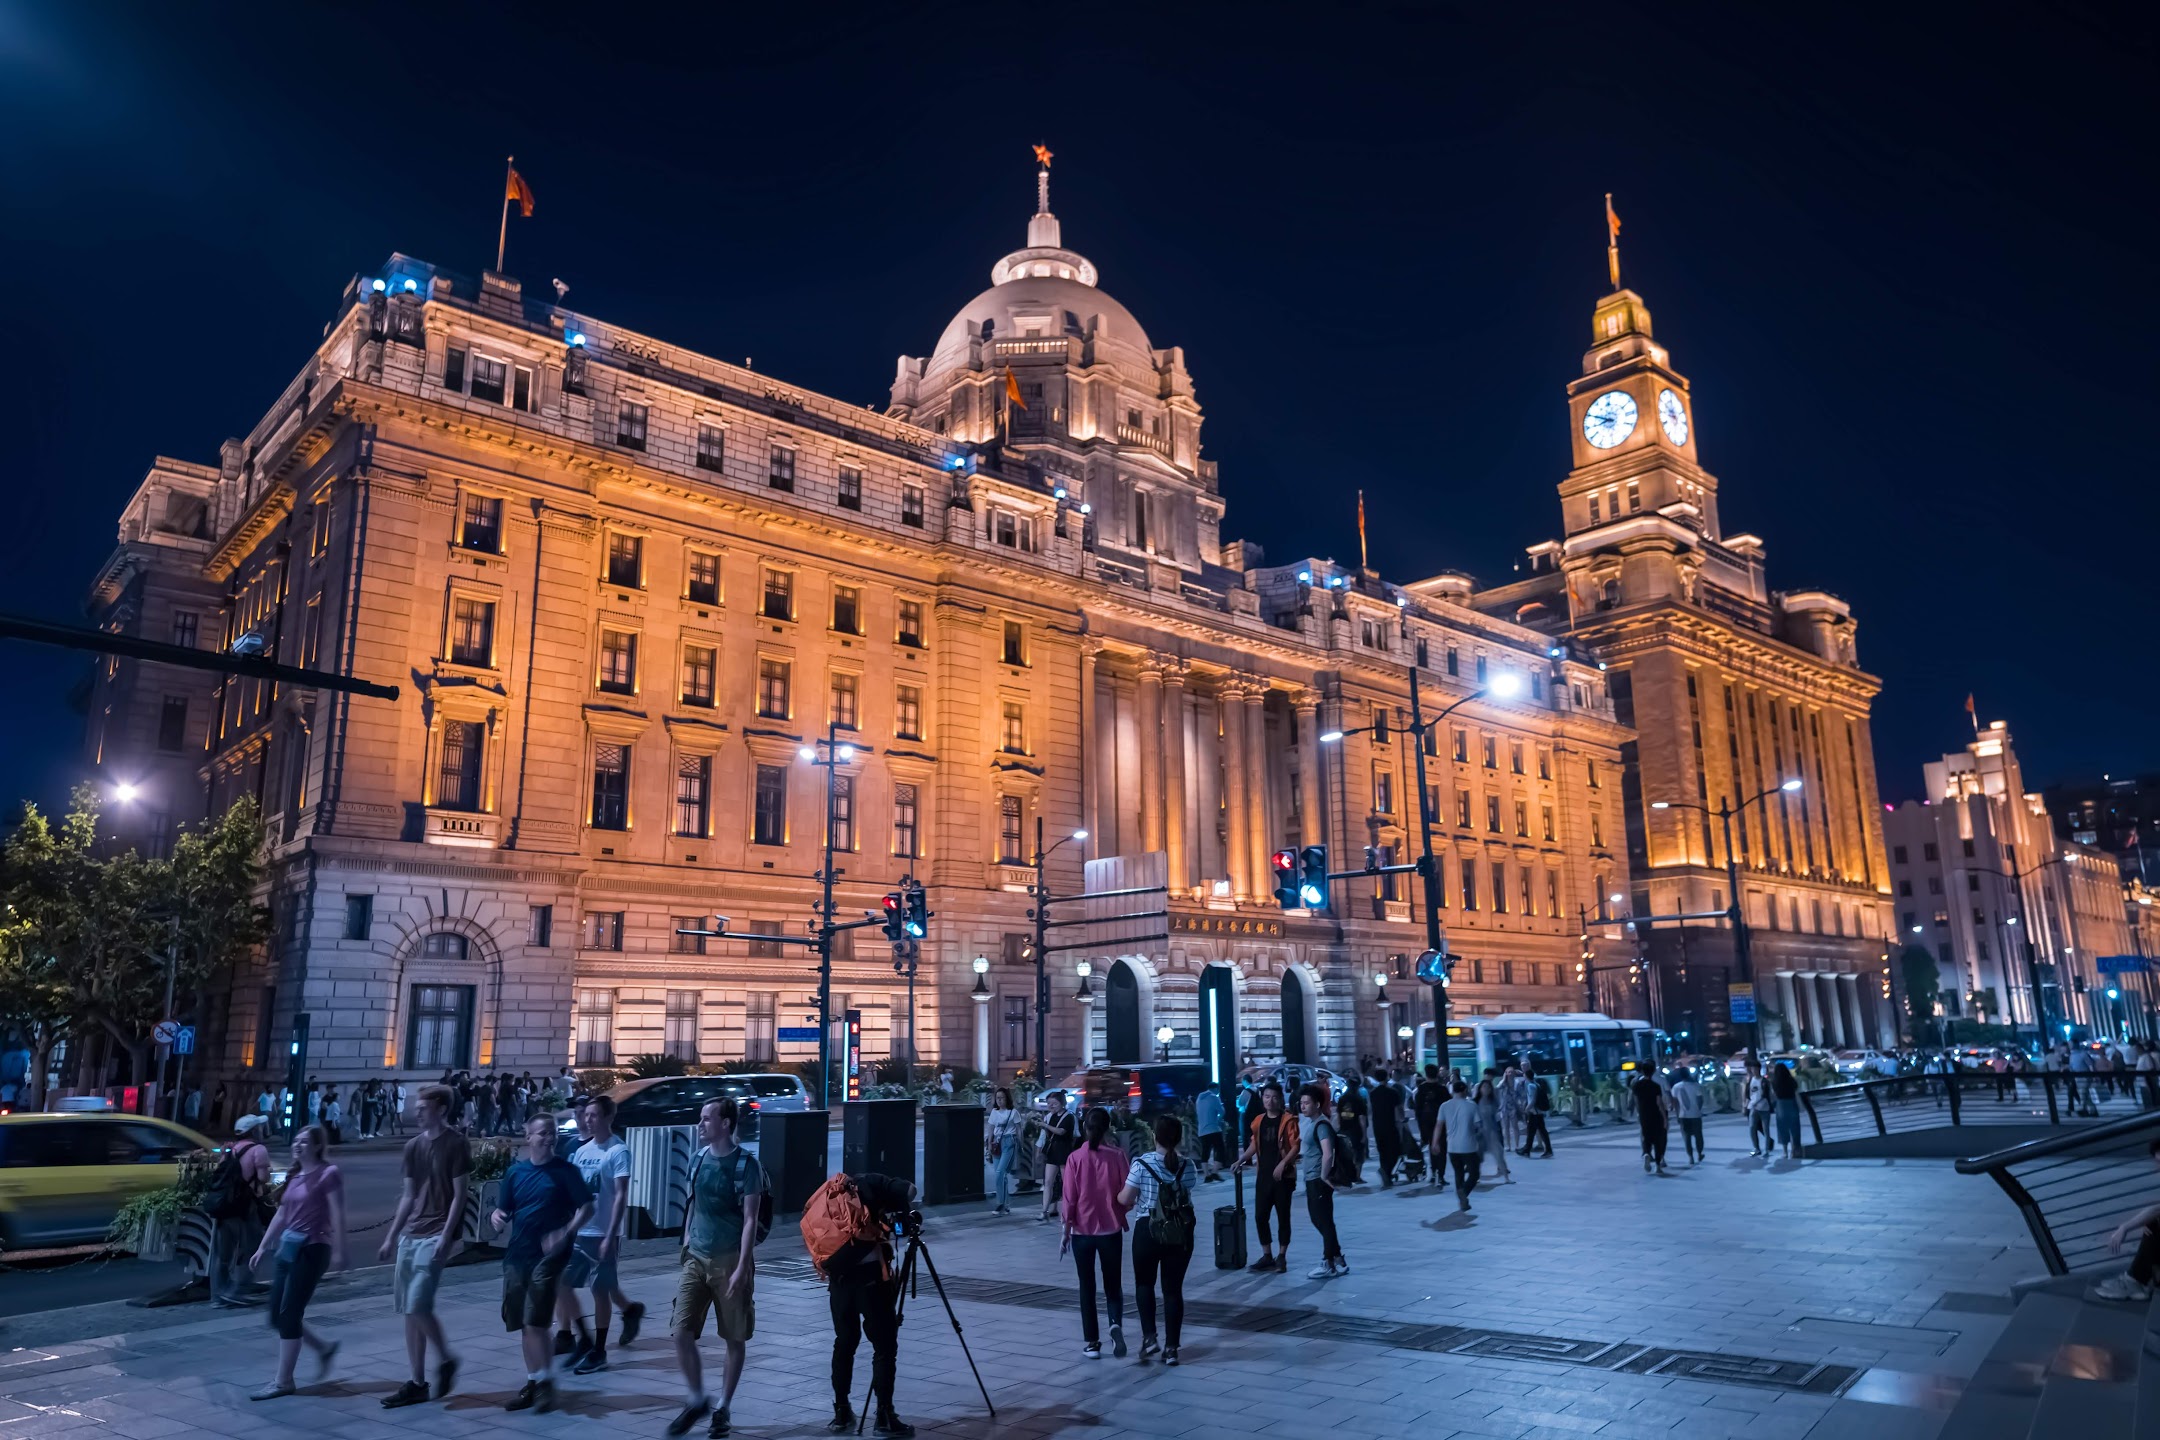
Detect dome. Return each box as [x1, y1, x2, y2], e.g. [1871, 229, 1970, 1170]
[929, 272, 1153, 367]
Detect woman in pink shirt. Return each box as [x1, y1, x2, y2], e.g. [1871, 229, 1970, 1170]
[1060, 1107, 1132, 1359]
[248, 1124, 348, 1399]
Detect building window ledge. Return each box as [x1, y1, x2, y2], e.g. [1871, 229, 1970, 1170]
[423, 809, 501, 848]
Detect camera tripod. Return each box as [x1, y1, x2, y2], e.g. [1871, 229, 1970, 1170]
[852, 1222, 995, 1431]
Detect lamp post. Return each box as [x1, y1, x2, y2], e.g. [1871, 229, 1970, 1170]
[798, 723, 859, 1109]
[1323, 668, 1524, 1071]
[2001, 851, 2085, 1049]
[1075, 960, 1095, 1068]
[971, 955, 992, 1074]
[1649, 778, 1803, 1057]
[1155, 1024, 1176, 1062]
[1030, 820, 1090, 1085]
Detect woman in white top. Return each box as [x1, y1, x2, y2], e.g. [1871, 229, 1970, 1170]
[1117, 1115, 1198, 1366]
[983, 1088, 1024, 1216]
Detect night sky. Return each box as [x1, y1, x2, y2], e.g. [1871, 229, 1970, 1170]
[2, 2, 2153, 819]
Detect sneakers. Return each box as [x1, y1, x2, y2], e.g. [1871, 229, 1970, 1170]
[505, 1382, 540, 1413]
[707, 1405, 728, 1437]
[1335, 1256, 1351, 1275]
[1247, 1254, 1276, 1272]
[667, 1398, 713, 1436]
[619, 1303, 646, 1347]
[873, 1414, 915, 1438]
[1643, 1154, 1654, 1173]
[1083, 1341, 1102, 1359]
[435, 1357, 459, 1399]
[1163, 1346, 1180, 1366]
[248, 1383, 295, 1402]
[535, 1380, 558, 1416]
[573, 1346, 609, 1375]
[827, 1402, 856, 1434]
[1110, 1323, 1127, 1358]
[1139, 1335, 1161, 1362]
[1306, 1262, 1335, 1279]
[381, 1380, 431, 1409]
[2089, 1272, 2154, 1303]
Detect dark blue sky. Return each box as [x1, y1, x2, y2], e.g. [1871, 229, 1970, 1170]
[2, 2, 2153, 816]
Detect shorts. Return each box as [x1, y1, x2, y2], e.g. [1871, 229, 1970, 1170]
[1197, 1132, 1229, 1165]
[393, 1233, 447, 1316]
[501, 1249, 569, 1331]
[561, 1232, 618, 1293]
[671, 1252, 755, 1343]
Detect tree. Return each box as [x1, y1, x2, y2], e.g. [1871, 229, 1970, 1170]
[1971, 986, 2003, 1024]
[1898, 946, 1943, 1045]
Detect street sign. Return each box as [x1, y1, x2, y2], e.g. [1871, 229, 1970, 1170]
[2098, 955, 2151, 974]
[776, 1026, 820, 1042]
[173, 1026, 195, 1055]
[152, 1020, 180, 1046]
[1727, 983, 1757, 1024]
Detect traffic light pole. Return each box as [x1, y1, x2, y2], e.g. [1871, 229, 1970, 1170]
[1407, 667, 1450, 1068]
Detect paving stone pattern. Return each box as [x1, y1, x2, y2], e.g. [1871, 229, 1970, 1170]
[0, 1116, 2056, 1440]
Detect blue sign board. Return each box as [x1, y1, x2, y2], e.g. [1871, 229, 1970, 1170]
[173, 1026, 195, 1055]
[776, 1026, 821, 1042]
[1727, 983, 1757, 1023]
[2096, 955, 2150, 975]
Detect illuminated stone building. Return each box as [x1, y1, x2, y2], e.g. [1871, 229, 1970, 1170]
[81, 166, 1629, 1086]
[1472, 278, 1896, 1053]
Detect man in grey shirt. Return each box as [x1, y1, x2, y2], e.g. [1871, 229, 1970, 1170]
[1435, 1081, 1484, 1212]
[1671, 1067, 1706, 1165]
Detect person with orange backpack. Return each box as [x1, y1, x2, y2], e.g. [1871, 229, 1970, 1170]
[802, 1169, 918, 1436]
[1229, 1083, 1298, 1273]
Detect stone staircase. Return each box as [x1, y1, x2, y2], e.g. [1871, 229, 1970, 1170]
[1938, 1281, 2160, 1436]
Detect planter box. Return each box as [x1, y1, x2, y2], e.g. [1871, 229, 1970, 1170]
[133, 1214, 176, 1263]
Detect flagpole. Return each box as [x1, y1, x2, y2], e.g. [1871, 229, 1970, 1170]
[496, 155, 514, 273]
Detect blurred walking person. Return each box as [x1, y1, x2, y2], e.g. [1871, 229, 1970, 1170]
[1062, 1107, 1131, 1358]
[378, 1083, 470, 1408]
[984, 1088, 1022, 1216]
[247, 1125, 346, 1399]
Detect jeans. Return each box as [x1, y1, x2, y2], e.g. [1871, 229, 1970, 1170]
[1304, 1182, 1343, 1264]
[1070, 1233, 1123, 1344]
[1774, 1098, 1801, 1148]
[1253, 1173, 1293, 1252]
[1130, 1226, 1192, 1346]
[1524, 1112, 1553, 1156]
[211, 1214, 260, 1303]
[1449, 1151, 1481, 1201]
[268, 1239, 330, 1341]
[1748, 1109, 1773, 1151]
[991, 1134, 1018, 1210]
[830, 1264, 901, 1409]
[1679, 1117, 1704, 1161]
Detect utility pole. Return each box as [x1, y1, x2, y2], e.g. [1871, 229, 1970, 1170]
[1406, 666, 1450, 1059]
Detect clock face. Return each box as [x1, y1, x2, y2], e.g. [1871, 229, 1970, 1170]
[1658, 388, 1689, 446]
[1582, 390, 1638, 449]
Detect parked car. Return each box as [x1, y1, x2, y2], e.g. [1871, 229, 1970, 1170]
[1056, 1063, 1215, 1119]
[555, 1074, 763, 1145]
[1832, 1049, 1896, 1080]
[738, 1073, 811, 1112]
[1235, 1062, 1346, 1102]
[0, 1112, 213, 1248]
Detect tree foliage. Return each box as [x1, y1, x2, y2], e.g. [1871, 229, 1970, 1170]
[1898, 945, 1943, 1043]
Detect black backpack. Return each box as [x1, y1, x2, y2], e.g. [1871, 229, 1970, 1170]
[202, 1141, 262, 1220]
[1142, 1155, 1195, 1247]
[1321, 1120, 1358, 1189]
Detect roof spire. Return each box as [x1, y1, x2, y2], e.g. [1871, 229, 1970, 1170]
[1033, 143, 1053, 214]
[1027, 143, 1060, 249]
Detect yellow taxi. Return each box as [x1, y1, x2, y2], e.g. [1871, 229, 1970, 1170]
[0, 1111, 214, 1249]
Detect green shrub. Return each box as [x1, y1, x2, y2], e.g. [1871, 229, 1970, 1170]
[469, 1138, 516, 1184]
[627, 1053, 689, 1079]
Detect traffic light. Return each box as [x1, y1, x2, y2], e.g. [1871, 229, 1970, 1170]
[1298, 846, 1328, 908]
[1271, 848, 1300, 910]
[903, 883, 930, 938]
[880, 893, 906, 943]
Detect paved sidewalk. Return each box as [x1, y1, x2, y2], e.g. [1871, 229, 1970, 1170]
[0, 1115, 2044, 1440]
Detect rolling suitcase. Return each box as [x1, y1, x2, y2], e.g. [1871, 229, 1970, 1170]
[1214, 1165, 1247, 1269]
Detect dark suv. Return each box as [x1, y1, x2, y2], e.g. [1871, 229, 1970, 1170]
[557, 1075, 763, 1147]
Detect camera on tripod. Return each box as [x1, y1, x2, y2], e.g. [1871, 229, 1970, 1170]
[885, 1208, 925, 1240]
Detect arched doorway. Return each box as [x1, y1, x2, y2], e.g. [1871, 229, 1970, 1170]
[1281, 968, 1312, 1066]
[1106, 961, 1142, 1063]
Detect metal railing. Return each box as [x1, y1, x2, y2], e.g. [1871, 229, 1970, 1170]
[1799, 1070, 2156, 1149]
[1956, 1108, 2160, 1276]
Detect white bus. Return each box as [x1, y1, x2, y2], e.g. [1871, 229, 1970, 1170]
[1414, 1013, 1663, 1080]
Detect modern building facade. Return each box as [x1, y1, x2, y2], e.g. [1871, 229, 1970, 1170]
[80, 166, 1635, 1087]
[1468, 281, 1896, 1055]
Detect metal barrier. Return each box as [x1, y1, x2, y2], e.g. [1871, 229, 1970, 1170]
[1956, 1108, 2160, 1275]
[1799, 1070, 2155, 1149]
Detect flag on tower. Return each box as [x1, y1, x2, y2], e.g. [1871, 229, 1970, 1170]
[1965, 692, 1979, 734]
[1605, 193, 1621, 242]
[506, 165, 536, 218]
[1004, 366, 1027, 410]
[1357, 489, 1369, 570]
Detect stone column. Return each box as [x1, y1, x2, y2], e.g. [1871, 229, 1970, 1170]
[972, 987, 991, 1074]
[1816, 973, 1846, 1047]
[1077, 995, 1095, 1067]
[1079, 640, 1100, 861]
[1294, 692, 1325, 850]
[1244, 685, 1274, 898]
[1842, 974, 1871, 1049]
[1221, 684, 1252, 898]
[1164, 662, 1190, 891]
[1776, 971, 1801, 1050]
[1137, 657, 1166, 856]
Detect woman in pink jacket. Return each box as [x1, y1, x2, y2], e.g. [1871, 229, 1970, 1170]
[1060, 1107, 1132, 1359]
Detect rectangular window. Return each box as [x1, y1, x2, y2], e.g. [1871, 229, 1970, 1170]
[1591, 813, 1605, 848]
[460, 495, 503, 553]
[1923, 842, 1939, 861]
[172, 612, 199, 649]
[758, 658, 791, 718]
[893, 782, 919, 857]
[686, 551, 720, 606]
[436, 719, 483, 810]
[302, 600, 322, 667]
[832, 585, 862, 635]
[747, 922, 784, 959]
[1482, 734, 1497, 768]
[1892, 845, 1909, 865]
[443, 347, 465, 394]
[1962, 837, 1976, 858]
[675, 753, 711, 836]
[598, 629, 637, 693]
[1460, 858, 1479, 911]
[583, 911, 625, 950]
[1519, 867, 1534, 915]
[1537, 747, 1552, 780]
[617, 402, 648, 450]
[672, 919, 708, 956]
[606, 532, 643, 588]
[1476, 654, 1489, 683]
[768, 445, 796, 492]
[680, 644, 715, 707]
[1002, 620, 1026, 666]
[696, 423, 726, 472]
[1372, 710, 1391, 745]
[1546, 870, 1561, 917]
[1001, 701, 1026, 754]
[1587, 759, 1601, 789]
[1626, 479, 1641, 513]
[469, 354, 506, 405]
[664, 990, 699, 1062]
[1456, 789, 1472, 828]
[998, 794, 1024, 863]
[529, 904, 553, 947]
[1372, 765, 1394, 815]
[837, 465, 863, 510]
[411, 985, 476, 1070]
[894, 684, 923, 740]
[745, 993, 777, 1064]
[1589, 492, 1601, 524]
[344, 894, 373, 941]
[1452, 727, 1468, 763]
[901, 484, 925, 528]
[1486, 794, 1502, 833]
[1510, 740, 1525, 775]
[1514, 800, 1530, 837]
[753, 764, 788, 845]
[762, 569, 793, 621]
[1446, 645, 1459, 677]
[1001, 996, 1030, 1062]
[574, 989, 613, 1067]
[830, 774, 856, 851]
[157, 696, 188, 752]
[590, 743, 630, 830]
[897, 599, 925, 647]
[830, 672, 859, 730]
[450, 596, 495, 666]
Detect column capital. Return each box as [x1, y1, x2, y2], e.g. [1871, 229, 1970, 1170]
[1137, 653, 1168, 682]
[1291, 687, 1322, 714]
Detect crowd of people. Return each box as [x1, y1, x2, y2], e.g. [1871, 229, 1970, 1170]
[215, 1068, 581, 1142]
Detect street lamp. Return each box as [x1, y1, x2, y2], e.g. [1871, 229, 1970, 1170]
[798, 722, 861, 1108]
[1030, 824, 1090, 1085]
[970, 955, 992, 1074]
[1075, 960, 1095, 1068]
[1649, 777, 1803, 1057]
[112, 781, 140, 804]
[1155, 1024, 1175, 1062]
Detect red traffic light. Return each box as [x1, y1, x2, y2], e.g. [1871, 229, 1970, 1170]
[1272, 849, 1297, 874]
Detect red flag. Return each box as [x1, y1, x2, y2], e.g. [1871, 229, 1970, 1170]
[1004, 366, 1027, 410]
[505, 165, 536, 218]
